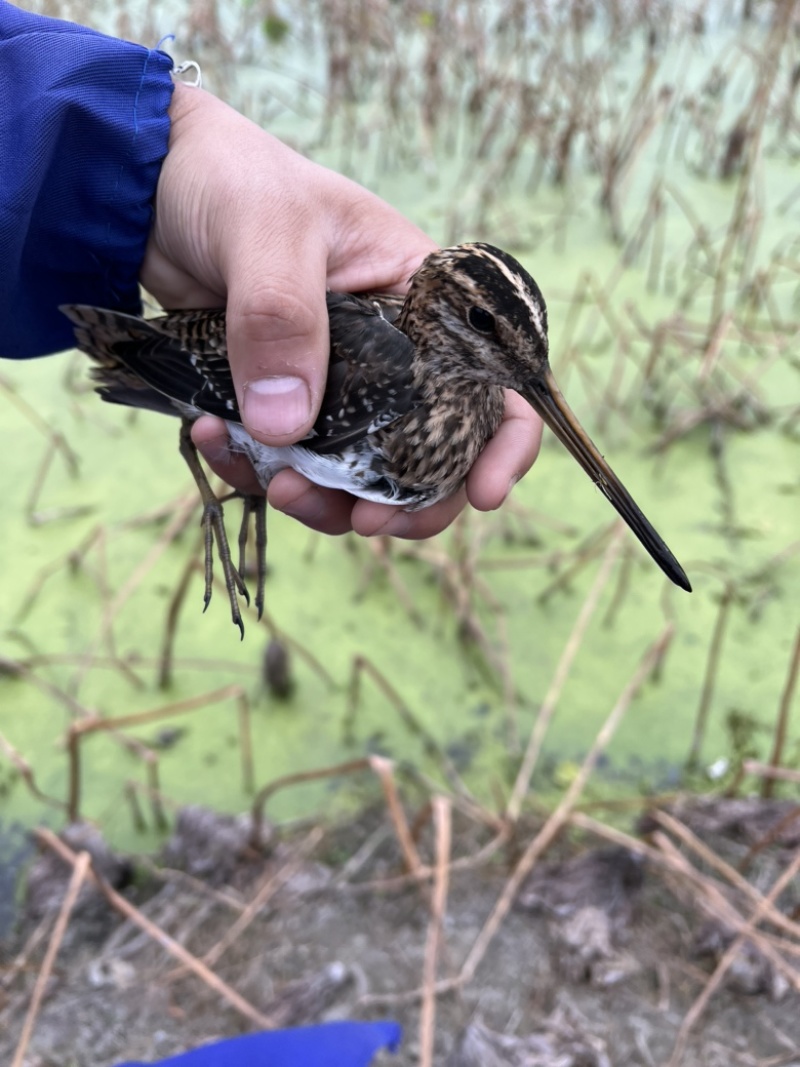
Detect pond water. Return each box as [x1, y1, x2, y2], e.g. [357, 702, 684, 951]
[1, 1, 798, 851]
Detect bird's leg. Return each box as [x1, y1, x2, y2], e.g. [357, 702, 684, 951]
[236, 494, 268, 622]
[253, 495, 267, 621]
[178, 419, 249, 637]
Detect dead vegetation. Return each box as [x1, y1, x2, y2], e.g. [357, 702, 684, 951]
[3, 762, 800, 1065]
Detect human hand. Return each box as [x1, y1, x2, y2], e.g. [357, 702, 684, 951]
[141, 83, 543, 537]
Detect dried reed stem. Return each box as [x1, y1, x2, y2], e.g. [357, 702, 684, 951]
[463, 622, 673, 984]
[419, 796, 452, 1067]
[370, 755, 424, 880]
[762, 625, 800, 798]
[667, 848, 800, 1067]
[167, 826, 324, 982]
[506, 523, 625, 822]
[33, 828, 275, 1029]
[10, 850, 91, 1067]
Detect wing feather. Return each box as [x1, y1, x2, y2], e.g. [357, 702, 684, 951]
[61, 293, 418, 453]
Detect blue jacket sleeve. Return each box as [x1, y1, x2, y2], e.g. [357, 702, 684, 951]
[0, 1, 174, 358]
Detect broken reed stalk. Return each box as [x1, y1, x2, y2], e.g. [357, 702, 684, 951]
[0, 732, 67, 813]
[652, 831, 800, 994]
[10, 850, 92, 1067]
[237, 691, 255, 795]
[419, 796, 452, 1067]
[461, 622, 674, 986]
[652, 809, 800, 944]
[745, 761, 800, 786]
[667, 848, 800, 1067]
[33, 828, 275, 1029]
[370, 755, 425, 881]
[711, 4, 790, 326]
[110, 731, 167, 830]
[738, 797, 800, 873]
[70, 491, 199, 696]
[762, 624, 800, 799]
[601, 544, 634, 629]
[15, 524, 103, 624]
[252, 601, 337, 688]
[506, 523, 625, 823]
[166, 826, 324, 983]
[0, 373, 80, 474]
[536, 520, 617, 604]
[65, 684, 245, 822]
[354, 536, 422, 625]
[573, 809, 800, 959]
[345, 654, 472, 799]
[158, 540, 203, 689]
[249, 758, 371, 849]
[25, 437, 91, 526]
[685, 581, 734, 774]
[1, 913, 53, 998]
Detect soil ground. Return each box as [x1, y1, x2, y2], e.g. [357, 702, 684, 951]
[1, 799, 799, 1067]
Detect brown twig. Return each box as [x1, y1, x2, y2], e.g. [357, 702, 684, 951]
[506, 523, 625, 822]
[651, 832, 800, 992]
[762, 625, 800, 798]
[250, 758, 371, 849]
[686, 581, 734, 773]
[652, 809, 800, 944]
[158, 541, 203, 690]
[346, 655, 472, 799]
[0, 733, 67, 812]
[167, 826, 324, 982]
[419, 796, 452, 1067]
[70, 492, 199, 695]
[667, 848, 800, 1067]
[10, 851, 91, 1067]
[66, 684, 245, 822]
[33, 828, 275, 1029]
[370, 755, 424, 881]
[462, 622, 673, 985]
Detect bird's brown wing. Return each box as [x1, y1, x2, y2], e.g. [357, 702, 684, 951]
[307, 292, 418, 455]
[61, 295, 418, 452]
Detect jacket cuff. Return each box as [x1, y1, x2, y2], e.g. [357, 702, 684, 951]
[0, 3, 174, 357]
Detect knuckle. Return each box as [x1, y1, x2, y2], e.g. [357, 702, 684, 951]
[232, 285, 318, 346]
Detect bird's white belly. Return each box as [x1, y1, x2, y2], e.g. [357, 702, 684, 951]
[225, 422, 412, 505]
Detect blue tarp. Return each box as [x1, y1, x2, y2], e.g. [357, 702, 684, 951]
[117, 1020, 402, 1067]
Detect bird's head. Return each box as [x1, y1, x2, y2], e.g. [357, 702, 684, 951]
[400, 242, 691, 593]
[399, 242, 551, 391]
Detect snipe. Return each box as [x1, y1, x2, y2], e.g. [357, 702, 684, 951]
[63, 243, 690, 635]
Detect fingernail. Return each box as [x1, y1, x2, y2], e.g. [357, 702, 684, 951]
[244, 376, 310, 438]
[506, 473, 521, 497]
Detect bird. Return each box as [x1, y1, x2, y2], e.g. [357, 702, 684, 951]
[62, 243, 691, 635]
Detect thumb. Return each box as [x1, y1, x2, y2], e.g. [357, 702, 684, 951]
[224, 245, 329, 447]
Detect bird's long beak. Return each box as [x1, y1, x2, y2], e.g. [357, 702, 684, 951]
[522, 369, 691, 591]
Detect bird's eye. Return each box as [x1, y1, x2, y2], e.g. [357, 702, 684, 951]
[467, 307, 496, 334]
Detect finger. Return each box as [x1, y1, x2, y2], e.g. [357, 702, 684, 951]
[466, 390, 543, 511]
[141, 238, 225, 309]
[323, 173, 438, 294]
[268, 469, 356, 535]
[224, 260, 329, 447]
[350, 487, 468, 540]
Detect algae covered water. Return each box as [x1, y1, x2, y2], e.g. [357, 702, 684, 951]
[0, 1, 798, 850]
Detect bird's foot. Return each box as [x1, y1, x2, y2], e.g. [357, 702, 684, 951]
[237, 494, 268, 622]
[201, 498, 249, 639]
[179, 418, 250, 637]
